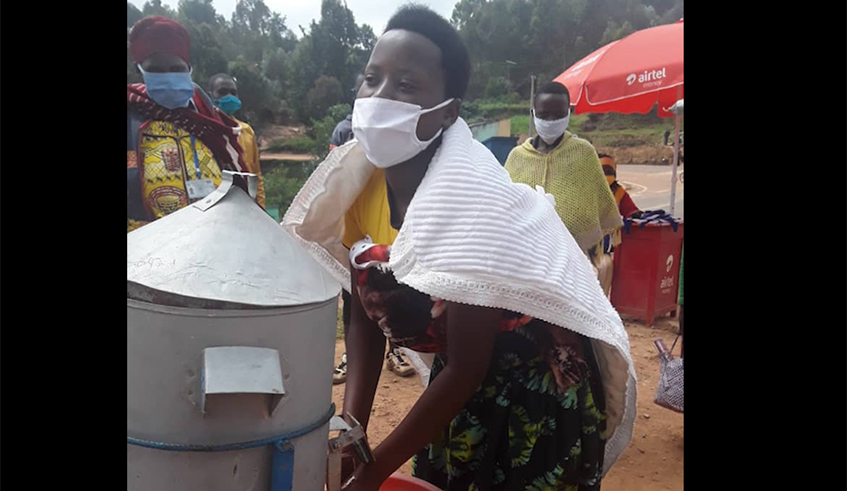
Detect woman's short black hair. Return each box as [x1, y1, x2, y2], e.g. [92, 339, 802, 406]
[534, 82, 570, 103]
[385, 4, 471, 100]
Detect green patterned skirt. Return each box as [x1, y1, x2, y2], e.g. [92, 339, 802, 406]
[412, 321, 607, 491]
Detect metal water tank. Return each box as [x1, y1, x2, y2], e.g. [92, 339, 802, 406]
[127, 174, 341, 491]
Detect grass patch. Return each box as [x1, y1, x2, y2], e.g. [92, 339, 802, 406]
[511, 115, 530, 136]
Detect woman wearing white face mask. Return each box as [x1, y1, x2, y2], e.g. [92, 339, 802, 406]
[505, 82, 622, 287]
[283, 7, 635, 491]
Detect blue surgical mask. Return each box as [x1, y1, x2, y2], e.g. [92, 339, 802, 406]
[215, 95, 242, 116]
[138, 65, 195, 110]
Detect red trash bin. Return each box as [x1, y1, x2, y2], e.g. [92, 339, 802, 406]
[611, 221, 684, 326]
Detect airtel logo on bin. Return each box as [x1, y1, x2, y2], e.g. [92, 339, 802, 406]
[661, 255, 675, 291]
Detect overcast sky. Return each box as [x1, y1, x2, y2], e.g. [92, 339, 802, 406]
[129, 0, 458, 36]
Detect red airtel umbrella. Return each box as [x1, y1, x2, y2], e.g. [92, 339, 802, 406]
[554, 19, 683, 118]
[553, 19, 684, 214]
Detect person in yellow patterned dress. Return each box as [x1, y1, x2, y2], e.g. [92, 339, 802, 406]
[127, 16, 247, 232]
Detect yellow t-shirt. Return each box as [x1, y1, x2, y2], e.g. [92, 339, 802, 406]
[235, 119, 266, 210]
[342, 168, 397, 248]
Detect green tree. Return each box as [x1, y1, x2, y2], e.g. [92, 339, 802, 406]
[264, 47, 289, 83]
[128, 3, 144, 83]
[183, 18, 229, 89]
[232, 0, 272, 34]
[269, 13, 298, 52]
[648, 0, 680, 16]
[659, 1, 684, 23]
[451, 0, 682, 98]
[229, 0, 275, 64]
[600, 20, 634, 45]
[178, 0, 218, 25]
[229, 59, 276, 124]
[142, 0, 176, 17]
[283, 0, 372, 120]
[129, 0, 684, 129]
[305, 0, 374, 101]
[128, 2, 143, 27]
[286, 35, 319, 121]
[307, 75, 344, 122]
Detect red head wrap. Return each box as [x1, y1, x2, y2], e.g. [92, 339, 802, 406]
[130, 16, 191, 65]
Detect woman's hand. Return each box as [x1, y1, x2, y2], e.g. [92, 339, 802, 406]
[344, 267, 388, 431]
[364, 302, 502, 481]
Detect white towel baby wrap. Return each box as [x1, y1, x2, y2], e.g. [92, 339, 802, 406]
[282, 118, 636, 475]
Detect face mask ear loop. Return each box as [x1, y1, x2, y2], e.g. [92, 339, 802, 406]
[419, 98, 455, 116]
[423, 98, 456, 141]
[413, 98, 455, 145]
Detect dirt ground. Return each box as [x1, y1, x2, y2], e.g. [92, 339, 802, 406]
[256, 124, 308, 150]
[331, 316, 683, 490]
[259, 152, 315, 161]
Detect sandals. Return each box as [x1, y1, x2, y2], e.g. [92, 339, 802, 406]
[333, 353, 348, 385]
[386, 349, 415, 377]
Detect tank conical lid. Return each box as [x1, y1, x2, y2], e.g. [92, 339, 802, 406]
[127, 180, 340, 307]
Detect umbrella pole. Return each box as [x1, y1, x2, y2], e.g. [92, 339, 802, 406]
[669, 114, 680, 216]
[669, 86, 682, 216]
[528, 74, 537, 137]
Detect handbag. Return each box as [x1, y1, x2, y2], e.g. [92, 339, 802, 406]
[653, 336, 684, 413]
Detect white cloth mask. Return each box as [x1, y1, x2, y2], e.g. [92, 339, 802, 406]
[533, 111, 570, 144]
[353, 97, 454, 168]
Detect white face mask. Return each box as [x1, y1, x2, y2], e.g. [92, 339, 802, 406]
[533, 111, 570, 145]
[352, 97, 454, 168]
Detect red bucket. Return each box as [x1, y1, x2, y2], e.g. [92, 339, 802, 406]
[379, 473, 442, 491]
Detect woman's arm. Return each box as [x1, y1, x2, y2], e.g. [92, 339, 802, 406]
[619, 192, 640, 218]
[344, 269, 387, 432]
[351, 302, 502, 489]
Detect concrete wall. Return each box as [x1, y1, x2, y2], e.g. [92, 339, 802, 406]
[469, 118, 512, 142]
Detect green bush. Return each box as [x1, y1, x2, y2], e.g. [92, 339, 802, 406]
[504, 92, 522, 104]
[312, 103, 353, 160]
[262, 161, 318, 217]
[484, 77, 512, 99]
